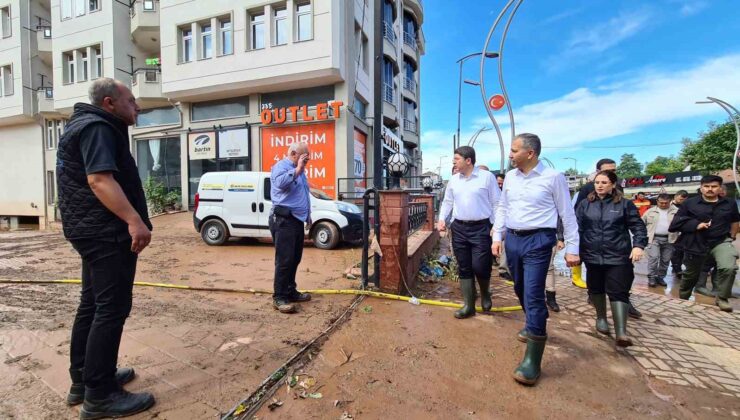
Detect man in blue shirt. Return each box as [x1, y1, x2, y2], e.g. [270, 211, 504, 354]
[269, 142, 313, 313]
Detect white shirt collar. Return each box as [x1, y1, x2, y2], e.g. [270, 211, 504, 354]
[516, 160, 545, 177]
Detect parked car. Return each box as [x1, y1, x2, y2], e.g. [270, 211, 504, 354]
[193, 171, 363, 249]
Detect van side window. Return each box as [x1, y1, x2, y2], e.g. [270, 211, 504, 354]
[263, 178, 271, 200]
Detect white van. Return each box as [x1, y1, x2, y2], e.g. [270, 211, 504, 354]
[193, 172, 363, 250]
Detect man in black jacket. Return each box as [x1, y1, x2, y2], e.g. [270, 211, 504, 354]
[57, 78, 156, 418]
[669, 176, 739, 312]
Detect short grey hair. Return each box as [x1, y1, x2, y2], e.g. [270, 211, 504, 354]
[88, 78, 121, 106]
[515, 133, 541, 156]
[288, 142, 308, 154]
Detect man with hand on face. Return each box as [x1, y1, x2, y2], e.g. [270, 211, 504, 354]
[492, 133, 580, 386]
[438, 146, 501, 319]
[669, 176, 739, 312]
[57, 78, 155, 418]
[269, 142, 313, 314]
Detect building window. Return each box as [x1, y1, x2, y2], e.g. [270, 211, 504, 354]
[80, 51, 88, 82]
[136, 138, 182, 200]
[1, 6, 10, 38]
[63, 53, 75, 84]
[353, 97, 367, 118]
[191, 97, 249, 122]
[181, 27, 193, 62]
[94, 46, 102, 78]
[75, 0, 86, 16]
[61, 0, 72, 19]
[219, 18, 233, 55]
[136, 106, 180, 128]
[249, 12, 265, 50]
[0, 65, 11, 96]
[61, 0, 100, 19]
[295, 2, 312, 42]
[47, 171, 56, 205]
[57, 120, 65, 142]
[46, 120, 55, 149]
[273, 7, 287, 46]
[200, 23, 212, 59]
[143, 0, 155, 11]
[89, 0, 99, 12]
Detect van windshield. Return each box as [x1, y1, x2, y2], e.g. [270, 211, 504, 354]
[310, 189, 332, 200]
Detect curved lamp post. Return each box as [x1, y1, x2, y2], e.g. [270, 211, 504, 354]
[479, 0, 524, 173]
[468, 126, 492, 147]
[540, 157, 555, 169]
[456, 52, 499, 152]
[563, 157, 577, 174]
[696, 97, 740, 193]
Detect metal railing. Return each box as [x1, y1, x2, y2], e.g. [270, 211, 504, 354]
[382, 21, 396, 43]
[39, 86, 53, 99]
[403, 118, 417, 133]
[337, 176, 436, 202]
[403, 32, 417, 50]
[37, 25, 51, 39]
[383, 83, 395, 104]
[131, 67, 161, 85]
[408, 201, 428, 235]
[403, 77, 416, 93]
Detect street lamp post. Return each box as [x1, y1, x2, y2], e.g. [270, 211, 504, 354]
[563, 157, 577, 175]
[456, 51, 499, 152]
[696, 97, 740, 194]
[437, 155, 449, 177]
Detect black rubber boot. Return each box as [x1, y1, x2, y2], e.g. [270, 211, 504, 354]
[694, 271, 713, 296]
[545, 291, 560, 312]
[513, 334, 547, 385]
[627, 301, 642, 319]
[590, 294, 610, 335]
[478, 276, 492, 312]
[80, 390, 155, 420]
[611, 301, 633, 348]
[67, 368, 136, 406]
[455, 278, 476, 319]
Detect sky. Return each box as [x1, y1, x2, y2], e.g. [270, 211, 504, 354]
[418, 0, 740, 178]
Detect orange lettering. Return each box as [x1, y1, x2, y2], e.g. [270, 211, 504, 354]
[287, 106, 299, 122]
[316, 103, 328, 120]
[260, 109, 272, 125]
[274, 108, 287, 124]
[301, 105, 314, 121]
[330, 101, 343, 118]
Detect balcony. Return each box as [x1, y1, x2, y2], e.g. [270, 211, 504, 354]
[402, 31, 418, 59]
[405, 0, 424, 24]
[382, 21, 397, 55]
[382, 84, 398, 126]
[403, 118, 419, 147]
[37, 88, 57, 115]
[130, 0, 160, 53]
[402, 77, 416, 97]
[36, 26, 52, 66]
[131, 68, 168, 106]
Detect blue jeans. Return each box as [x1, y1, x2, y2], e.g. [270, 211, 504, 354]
[505, 229, 556, 336]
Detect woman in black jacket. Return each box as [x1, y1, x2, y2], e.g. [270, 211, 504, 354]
[576, 171, 648, 347]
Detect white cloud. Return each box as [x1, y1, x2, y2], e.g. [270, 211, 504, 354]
[669, 0, 708, 16]
[565, 9, 653, 55]
[469, 53, 740, 151]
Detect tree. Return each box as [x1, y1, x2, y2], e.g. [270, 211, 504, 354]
[644, 155, 685, 175]
[564, 167, 579, 176]
[680, 120, 739, 172]
[616, 153, 643, 179]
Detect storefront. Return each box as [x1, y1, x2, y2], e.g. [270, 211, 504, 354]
[187, 127, 251, 204]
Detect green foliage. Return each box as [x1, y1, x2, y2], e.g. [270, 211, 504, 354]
[142, 177, 181, 214]
[680, 120, 739, 172]
[644, 155, 685, 175]
[616, 153, 643, 179]
[564, 167, 579, 176]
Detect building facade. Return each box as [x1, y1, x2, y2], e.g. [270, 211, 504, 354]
[0, 0, 425, 228]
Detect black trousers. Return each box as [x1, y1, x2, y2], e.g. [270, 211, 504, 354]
[451, 220, 492, 281]
[69, 239, 137, 399]
[584, 263, 634, 303]
[671, 248, 684, 275]
[269, 214, 305, 300]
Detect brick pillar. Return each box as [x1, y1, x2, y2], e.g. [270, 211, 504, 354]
[378, 190, 409, 295]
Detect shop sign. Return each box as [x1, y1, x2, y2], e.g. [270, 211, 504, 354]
[260, 101, 344, 125]
[218, 128, 249, 158]
[188, 132, 216, 160]
[622, 171, 702, 188]
[353, 129, 367, 193]
[261, 122, 336, 198]
[381, 125, 401, 153]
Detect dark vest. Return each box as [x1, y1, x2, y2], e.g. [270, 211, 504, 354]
[56, 103, 151, 240]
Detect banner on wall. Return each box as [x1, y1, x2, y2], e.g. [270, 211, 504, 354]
[261, 122, 336, 198]
[353, 129, 367, 193]
[218, 128, 250, 158]
[188, 131, 216, 160]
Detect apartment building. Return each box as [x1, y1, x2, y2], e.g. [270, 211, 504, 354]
[0, 0, 425, 228]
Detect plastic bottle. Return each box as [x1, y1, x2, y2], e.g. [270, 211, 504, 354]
[409, 296, 420, 305]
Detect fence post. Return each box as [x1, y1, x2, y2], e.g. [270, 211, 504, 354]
[378, 190, 409, 294]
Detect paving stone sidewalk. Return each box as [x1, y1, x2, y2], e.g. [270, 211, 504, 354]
[555, 276, 740, 399]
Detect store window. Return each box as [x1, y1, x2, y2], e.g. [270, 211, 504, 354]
[187, 128, 250, 205]
[136, 106, 180, 128]
[136, 137, 182, 196]
[191, 97, 249, 122]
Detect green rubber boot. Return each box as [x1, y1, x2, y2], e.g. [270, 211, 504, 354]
[610, 300, 633, 348]
[591, 293, 610, 335]
[513, 334, 547, 386]
[455, 278, 476, 319]
[478, 276, 492, 312]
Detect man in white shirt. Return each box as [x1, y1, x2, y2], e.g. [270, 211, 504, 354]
[642, 194, 678, 287]
[492, 133, 580, 386]
[438, 146, 501, 319]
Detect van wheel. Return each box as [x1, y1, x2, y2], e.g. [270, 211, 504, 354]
[201, 219, 229, 245]
[312, 221, 340, 250]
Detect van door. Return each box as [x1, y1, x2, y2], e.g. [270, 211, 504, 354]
[223, 174, 261, 238]
[257, 174, 274, 236]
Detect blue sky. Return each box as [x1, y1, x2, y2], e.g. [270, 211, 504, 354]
[419, 0, 740, 178]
